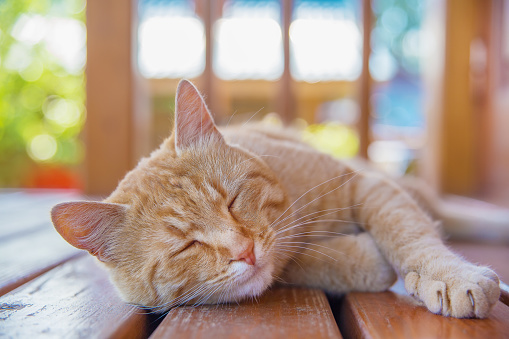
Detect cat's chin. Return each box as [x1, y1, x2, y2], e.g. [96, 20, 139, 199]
[226, 261, 275, 302]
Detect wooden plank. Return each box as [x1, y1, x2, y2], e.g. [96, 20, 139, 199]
[0, 228, 83, 296]
[340, 292, 509, 339]
[0, 191, 24, 206]
[150, 287, 342, 339]
[0, 256, 148, 338]
[338, 241, 509, 339]
[0, 191, 83, 240]
[0, 190, 79, 214]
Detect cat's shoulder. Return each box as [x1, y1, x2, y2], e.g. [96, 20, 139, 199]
[219, 123, 307, 146]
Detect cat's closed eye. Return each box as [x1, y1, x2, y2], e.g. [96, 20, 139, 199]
[228, 193, 239, 212]
[179, 240, 201, 254]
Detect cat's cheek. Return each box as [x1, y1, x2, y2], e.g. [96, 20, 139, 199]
[108, 267, 158, 307]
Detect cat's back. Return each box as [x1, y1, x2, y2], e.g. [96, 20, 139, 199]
[220, 124, 356, 202]
[220, 123, 314, 157]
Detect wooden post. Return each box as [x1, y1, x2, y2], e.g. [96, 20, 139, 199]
[439, 0, 484, 195]
[477, 0, 495, 197]
[481, 0, 509, 203]
[421, 0, 493, 196]
[278, 0, 295, 124]
[85, 0, 150, 196]
[358, 0, 372, 159]
[196, 0, 223, 119]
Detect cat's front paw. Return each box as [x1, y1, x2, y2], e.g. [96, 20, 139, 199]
[404, 262, 500, 318]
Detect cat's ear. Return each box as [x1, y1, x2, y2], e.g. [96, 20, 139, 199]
[174, 79, 224, 153]
[51, 201, 127, 262]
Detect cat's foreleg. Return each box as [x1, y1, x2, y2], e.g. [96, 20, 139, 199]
[351, 173, 500, 318]
[280, 233, 397, 294]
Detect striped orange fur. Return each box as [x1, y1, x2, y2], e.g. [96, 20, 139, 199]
[52, 80, 500, 318]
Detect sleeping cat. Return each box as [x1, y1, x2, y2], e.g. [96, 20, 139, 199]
[51, 79, 500, 318]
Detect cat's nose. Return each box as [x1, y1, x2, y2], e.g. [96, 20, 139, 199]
[231, 239, 256, 265]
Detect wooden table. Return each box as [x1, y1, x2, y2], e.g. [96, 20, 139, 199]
[1, 190, 508, 338]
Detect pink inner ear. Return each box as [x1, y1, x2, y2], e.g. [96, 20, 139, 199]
[175, 79, 223, 151]
[51, 201, 126, 261]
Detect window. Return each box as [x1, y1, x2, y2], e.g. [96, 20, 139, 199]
[290, 0, 362, 81]
[214, 0, 283, 80]
[138, 0, 205, 78]
[369, 0, 428, 175]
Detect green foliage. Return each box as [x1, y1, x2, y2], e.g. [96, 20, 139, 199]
[0, 0, 85, 187]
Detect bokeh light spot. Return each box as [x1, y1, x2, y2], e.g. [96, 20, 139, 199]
[43, 97, 82, 128]
[19, 59, 44, 82]
[381, 6, 408, 35]
[28, 134, 57, 162]
[20, 85, 46, 111]
[303, 123, 359, 158]
[370, 48, 398, 81]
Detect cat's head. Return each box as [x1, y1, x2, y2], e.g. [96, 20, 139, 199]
[51, 80, 290, 311]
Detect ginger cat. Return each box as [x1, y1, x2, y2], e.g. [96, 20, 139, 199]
[51, 80, 500, 318]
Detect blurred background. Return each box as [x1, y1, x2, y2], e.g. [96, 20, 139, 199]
[0, 0, 508, 207]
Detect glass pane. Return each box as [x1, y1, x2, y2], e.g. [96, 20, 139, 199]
[214, 0, 283, 80]
[138, 0, 205, 78]
[369, 0, 428, 175]
[290, 0, 362, 82]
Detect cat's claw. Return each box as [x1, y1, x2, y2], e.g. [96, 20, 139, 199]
[404, 263, 500, 318]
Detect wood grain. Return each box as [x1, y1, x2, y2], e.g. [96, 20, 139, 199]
[150, 287, 342, 339]
[440, 0, 485, 195]
[0, 256, 148, 338]
[338, 241, 509, 339]
[0, 190, 78, 213]
[340, 292, 509, 339]
[0, 190, 81, 240]
[0, 228, 83, 296]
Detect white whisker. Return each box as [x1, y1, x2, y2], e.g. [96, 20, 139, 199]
[279, 230, 350, 239]
[276, 241, 348, 257]
[275, 247, 331, 263]
[276, 204, 363, 235]
[241, 107, 264, 127]
[270, 171, 361, 229]
[276, 207, 354, 231]
[275, 244, 337, 261]
[225, 109, 238, 127]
